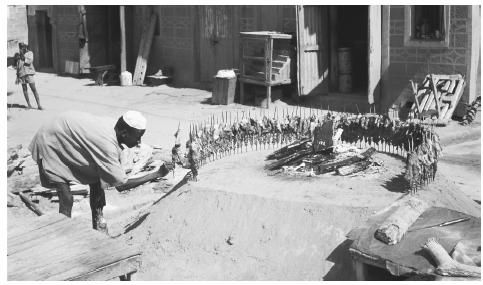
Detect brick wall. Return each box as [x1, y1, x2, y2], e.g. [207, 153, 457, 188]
[384, 5, 475, 116]
[7, 5, 28, 57]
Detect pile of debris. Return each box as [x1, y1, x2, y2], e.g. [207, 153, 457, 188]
[460, 96, 481, 125]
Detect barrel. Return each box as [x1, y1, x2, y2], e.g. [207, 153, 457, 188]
[338, 74, 352, 93]
[337, 47, 352, 74]
[338, 47, 352, 93]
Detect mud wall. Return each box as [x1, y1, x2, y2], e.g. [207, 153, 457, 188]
[383, 5, 479, 116]
[130, 5, 295, 89]
[7, 5, 28, 57]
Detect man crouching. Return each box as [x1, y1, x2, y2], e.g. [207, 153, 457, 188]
[29, 110, 173, 233]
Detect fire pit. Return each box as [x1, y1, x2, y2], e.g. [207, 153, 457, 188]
[183, 109, 442, 194]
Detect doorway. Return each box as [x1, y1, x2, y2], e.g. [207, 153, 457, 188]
[331, 6, 369, 95]
[198, 6, 237, 85]
[35, 10, 53, 69]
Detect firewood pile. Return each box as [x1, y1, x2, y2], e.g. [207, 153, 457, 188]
[184, 110, 442, 193]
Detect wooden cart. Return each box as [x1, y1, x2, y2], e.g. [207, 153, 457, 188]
[239, 31, 294, 108]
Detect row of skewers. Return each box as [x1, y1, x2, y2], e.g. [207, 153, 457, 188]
[182, 108, 442, 192]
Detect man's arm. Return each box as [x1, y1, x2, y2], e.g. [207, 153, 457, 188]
[115, 162, 173, 192]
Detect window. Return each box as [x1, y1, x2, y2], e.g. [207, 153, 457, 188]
[404, 5, 450, 48]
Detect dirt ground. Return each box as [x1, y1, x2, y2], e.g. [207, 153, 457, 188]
[6, 68, 481, 280]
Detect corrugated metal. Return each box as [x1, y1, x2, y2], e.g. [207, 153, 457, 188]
[199, 6, 235, 82]
[297, 5, 329, 96]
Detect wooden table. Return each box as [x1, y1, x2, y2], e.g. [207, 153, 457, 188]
[8, 213, 141, 281]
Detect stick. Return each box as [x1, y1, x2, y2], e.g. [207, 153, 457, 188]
[18, 192, 44, 216]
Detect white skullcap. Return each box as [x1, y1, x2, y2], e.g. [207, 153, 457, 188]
[122, 110, 147, 130]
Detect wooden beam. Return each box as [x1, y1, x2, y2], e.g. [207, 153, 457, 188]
[18, 192, 43, 216]
[132, 13, 157, 85]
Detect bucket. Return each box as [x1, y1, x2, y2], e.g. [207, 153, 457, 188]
[120, 71, 132, 86]
[339, 73, 352, 93]
[212, 70, 237, 105]
[337, 47, 352, 74]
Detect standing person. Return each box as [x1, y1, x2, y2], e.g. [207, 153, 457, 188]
[29, 110, 174, 234]
[15, 42, 43, 110]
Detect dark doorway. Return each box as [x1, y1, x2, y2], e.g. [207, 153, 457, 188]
[35, 10, 53, 69]
[84, 6, 120, 68]
[332, 6, 369, 94]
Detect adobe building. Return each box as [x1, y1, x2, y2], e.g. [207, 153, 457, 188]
[7, 5, 28, 57]
[23, 5, 480, 116]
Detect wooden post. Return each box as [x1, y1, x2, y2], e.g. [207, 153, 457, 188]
[132, 13, 157, 85]
[265, 37, 273, 109]
[353, 260, 367, 281]
[120, 6, 126, 73]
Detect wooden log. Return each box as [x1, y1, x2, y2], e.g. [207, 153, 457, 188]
[423, 237, 481, 278]
[265, 148, 313, 170]
[374, 197, 429, 245]
[18, 192, 44, 216]
[336, 160, 372, 176]
[266, 138, 311, 160]
[315, 147, 376, 174]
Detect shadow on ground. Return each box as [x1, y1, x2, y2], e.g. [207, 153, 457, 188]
[382, 173, 410, 193]
[324, 239, 356, 280]
[7, 103, 29, 109]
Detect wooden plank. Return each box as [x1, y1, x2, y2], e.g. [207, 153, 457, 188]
[423, 93, 434, 111]
[68, 255, 140, 281]
[120, 6, 127, 72]
[440, 102, 450, 119]
[132, 13, 157, 85]
[368, 5, 382, 104]
[430, 75, 441, 118]
[240, 31, 292, 39]
[8, 214, 141, 281]
[8, 213, 68, 238]
[443, 79, 466, 120]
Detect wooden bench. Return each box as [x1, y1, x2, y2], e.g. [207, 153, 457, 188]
[89, 65, 116, 86]
[8, 213, 141, 281]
